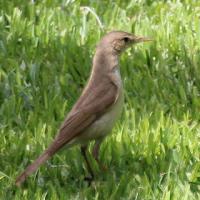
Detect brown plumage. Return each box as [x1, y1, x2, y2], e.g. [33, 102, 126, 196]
[15, 31, 152, 186]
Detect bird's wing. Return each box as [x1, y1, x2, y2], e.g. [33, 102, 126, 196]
[46, 79, 118, 155]
[15, 76, 119, 187]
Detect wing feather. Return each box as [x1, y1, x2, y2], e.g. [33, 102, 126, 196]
[46, 80, 118, 155]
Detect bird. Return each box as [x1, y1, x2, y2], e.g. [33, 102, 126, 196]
[15, 31, 152, 186]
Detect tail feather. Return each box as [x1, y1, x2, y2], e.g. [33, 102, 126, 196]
[15, 132, 70, 187]
[15, 116, 85, 186]
[15, 151, 50, 187]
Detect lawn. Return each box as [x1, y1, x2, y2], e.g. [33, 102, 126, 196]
[0, 0, 200, 199]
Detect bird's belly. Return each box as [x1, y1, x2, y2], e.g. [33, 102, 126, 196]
[68, 88, 124, 146]
[86, 90, 124, 139]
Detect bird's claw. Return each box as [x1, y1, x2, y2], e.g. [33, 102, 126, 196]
[84, 176, 94, 186]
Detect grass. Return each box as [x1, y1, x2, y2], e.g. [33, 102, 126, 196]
[0, 0, 200, 199]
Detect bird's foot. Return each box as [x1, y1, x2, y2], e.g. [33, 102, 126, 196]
[84, 175, 94, 186]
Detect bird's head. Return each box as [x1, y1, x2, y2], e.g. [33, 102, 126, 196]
[97, 31, 152, 54]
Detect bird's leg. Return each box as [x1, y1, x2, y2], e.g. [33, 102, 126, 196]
[81, 145, 94, 182]
[92, 139, 107, 171]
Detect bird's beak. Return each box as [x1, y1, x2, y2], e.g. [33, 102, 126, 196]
[131, 35, 153, 43]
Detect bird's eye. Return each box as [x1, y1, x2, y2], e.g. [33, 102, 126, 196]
[123, 37, 130, 43]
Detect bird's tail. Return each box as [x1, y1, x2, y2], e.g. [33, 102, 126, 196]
[15, 120, 80, 186]
[15, 137, 66, 187]
[15, 151, 51, 187]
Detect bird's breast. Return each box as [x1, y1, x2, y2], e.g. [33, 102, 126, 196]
[67, 67, 124, 146]
[82, 86, 124, 142]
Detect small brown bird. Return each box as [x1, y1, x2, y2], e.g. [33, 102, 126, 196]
[15, 31, 151, 186]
